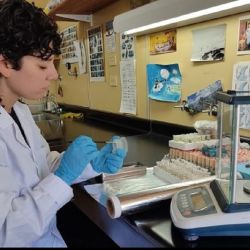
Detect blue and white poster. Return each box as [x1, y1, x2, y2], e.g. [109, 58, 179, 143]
[147, 64, 182, 102]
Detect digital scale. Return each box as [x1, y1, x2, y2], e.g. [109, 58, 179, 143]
[170, 91, 250, 241]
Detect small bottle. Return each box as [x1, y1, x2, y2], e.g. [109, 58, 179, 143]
[112, 137, 128, 154]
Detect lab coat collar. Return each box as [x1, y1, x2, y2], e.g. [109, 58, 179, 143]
[14, 102, 35, 149]
[0, 105, 14, 129]
[0, 102, 31, 149]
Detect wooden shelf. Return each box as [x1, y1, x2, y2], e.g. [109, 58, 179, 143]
[48, 0, 117, 21]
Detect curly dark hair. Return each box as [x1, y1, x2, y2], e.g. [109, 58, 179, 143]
[0, 0, 61, 70]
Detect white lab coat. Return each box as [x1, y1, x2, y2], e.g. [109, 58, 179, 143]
[0, 102, 99, 247]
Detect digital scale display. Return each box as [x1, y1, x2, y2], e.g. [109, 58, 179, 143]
[176, 186, 216, 218]
[190, 192, 207, 211]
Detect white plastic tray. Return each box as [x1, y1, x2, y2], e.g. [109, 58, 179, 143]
[169, 139, 217, 151]
[169, 140, 203, 150]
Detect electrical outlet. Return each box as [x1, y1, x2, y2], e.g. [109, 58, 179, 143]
[108, 55, 117, 66]
[110, 75, 118, 87]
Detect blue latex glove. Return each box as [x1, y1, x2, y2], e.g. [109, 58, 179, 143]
[55, 136, 99, 185]
[91, 137, 127, 174]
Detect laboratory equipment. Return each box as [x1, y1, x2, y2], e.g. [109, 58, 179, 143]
[170, 90, 250, 241]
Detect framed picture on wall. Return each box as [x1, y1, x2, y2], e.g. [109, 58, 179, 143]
[237, 15, 250, 55]
[87, 26, 105, 82]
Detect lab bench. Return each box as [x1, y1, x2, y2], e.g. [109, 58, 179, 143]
[53, 111, 250, 248]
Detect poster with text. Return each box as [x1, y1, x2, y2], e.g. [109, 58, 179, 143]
[120, 33, 135, 60]
[60, 25, 78, 64]
[87, 26, 105, 82]
[232, 62, 250, 129]
[105, 20, 116, 53]
[120, 60, 137, 115]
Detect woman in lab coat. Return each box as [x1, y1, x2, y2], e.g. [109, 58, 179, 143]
[0, 0, 126, 247]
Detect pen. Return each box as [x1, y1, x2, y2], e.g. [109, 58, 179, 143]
[94, 141, 113, 144]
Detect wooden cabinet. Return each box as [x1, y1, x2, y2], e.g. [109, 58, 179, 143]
[48, 0, 117, 21]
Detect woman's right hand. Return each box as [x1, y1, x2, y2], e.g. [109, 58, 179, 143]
[54, 136, 99, 185]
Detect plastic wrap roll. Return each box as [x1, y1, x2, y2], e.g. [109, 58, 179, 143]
[102, 165, 147, 182]
[106, 176, 215, 219]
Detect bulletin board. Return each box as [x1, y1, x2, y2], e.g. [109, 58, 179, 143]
[54, 1, 250, 131]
